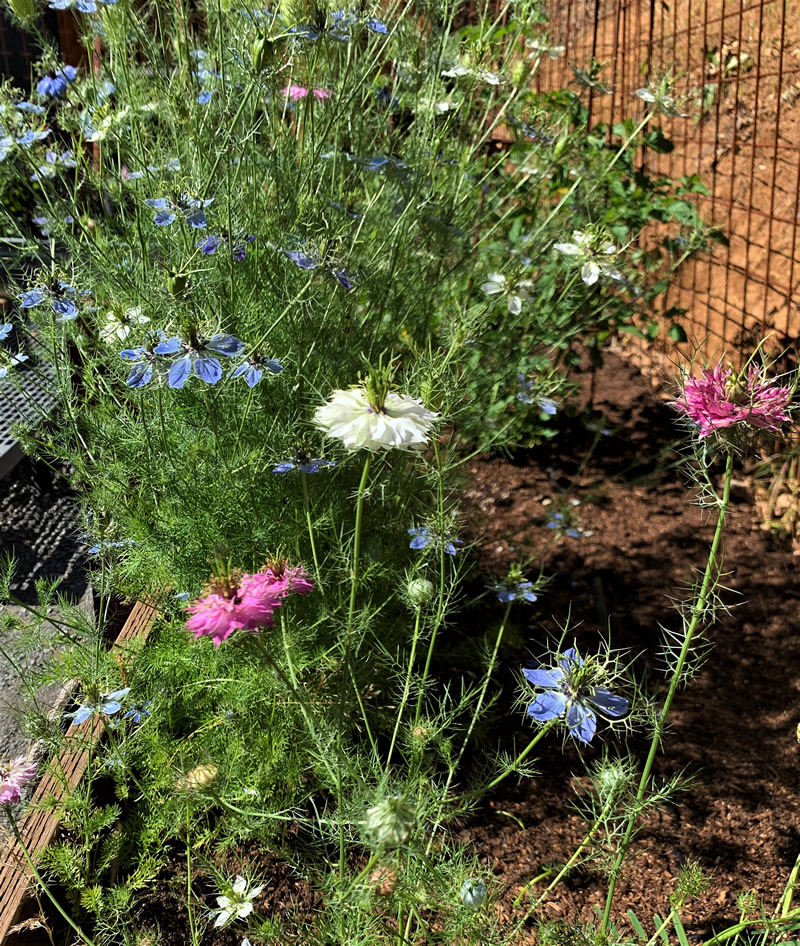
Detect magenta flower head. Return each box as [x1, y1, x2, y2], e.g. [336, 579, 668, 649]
[0, 756, 37, 805]
[185, 564, 313, 646]
[673, 362, 792, 438]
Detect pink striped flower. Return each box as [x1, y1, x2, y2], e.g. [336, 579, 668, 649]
[282, 85, 331, 102]
[673, 363, 791, 437]
[0, 756, 36, 805]
[185, 566, 313, 646]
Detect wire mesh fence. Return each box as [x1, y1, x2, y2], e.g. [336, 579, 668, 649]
[535, 0, 800, 359]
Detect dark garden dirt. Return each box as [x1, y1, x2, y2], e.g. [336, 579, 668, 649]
[137, 352, 800, 944]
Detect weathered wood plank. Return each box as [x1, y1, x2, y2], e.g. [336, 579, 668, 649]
[0, 598, 160, 944]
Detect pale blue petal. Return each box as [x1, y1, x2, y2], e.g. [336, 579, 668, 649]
[193, 354, 222, 384]
[527, 689, 568, 722]
[168, 355, 192, 388]
[522, 667, 564, 688]
[588, 688, 630, 718]
[566, 702, 596, 743]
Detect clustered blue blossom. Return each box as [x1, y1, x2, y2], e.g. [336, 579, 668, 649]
[197, 232, 256, 261]
[408, 525, 463, 556]
[495, 580, 538, 604]
[20, 282, 86, 321]
[0, 323, 28, 379]
[49, 0, 117, 13]
[272, 457, 336, 474]
[36, 65, 78, 99]
[145, 195, 213, 228]
[280, 245, 355, 289]
[546, 511, 582, 538]
[517, 374, 558, 415]
[31, 149, 77, 181]
[70, 688, 130, 726]
[523, 647, 629, 744]
[230, 354, 283, 387]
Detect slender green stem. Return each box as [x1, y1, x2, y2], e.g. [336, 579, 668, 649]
[185, 805, 200, 946]
[385, 604, 424, 775]
[5, 809, 96, 946]
[600, 448, 735, 935]
[780, 850, 800, 917]
[301, 473, 324, 597]
[515, 791, 617, 913]
[344, 453, 372, 670]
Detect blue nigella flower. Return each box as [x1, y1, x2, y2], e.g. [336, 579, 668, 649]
[20, 282, 81, 321]
[272, 457, 336, 474]
[408, 526, 463, 557]
[516, 375, 557, 415]
[48, 0, 117, 13]
[0, 324, 11, 341]
[16, 129, 51, 148]
[495, 580, 538, 604]
[16, 101, 46, 115]
[332, 268, 355, 290]
[87, 537, 135, 554]
[31, 214, 75, 236]
[197, 233, 256, 261]
[545, 511, 581, 538]
[230, 354, 283, 387]
[281, 247, 318, 269]
[70, 688, 130, 726]
[523, 648, 630, 744]
[32, 150, 77, 181]
[123, 700, 152, 724]
[0, 135, 13, 161]
[36, 65, 78, 99]
[146, 195, 213, 228]
[0, 353, 28, 379]
[198, 90, 212, 105]
[366, 16, 388, 33]
[154, 333, 244, 388]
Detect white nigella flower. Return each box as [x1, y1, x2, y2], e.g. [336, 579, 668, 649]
[100, 306, 150, 344]
[213, 875, 265, 928]
[553, 231, 621, 286]
[480, 272, 532, 314]
[634, 86, 687, 117]
[441, 63, 472, 78]
[313, 384, 438, 452]
[525, 38, 565, 59]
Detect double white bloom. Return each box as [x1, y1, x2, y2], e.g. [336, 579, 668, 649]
[480, 272, 533, 315]
[213, 875, 265, 927]
[553, 230, 622, 286]
[313, 386, 438, 452]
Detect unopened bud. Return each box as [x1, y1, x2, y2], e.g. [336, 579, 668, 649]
[407, 578, 434, 606]
[510, 59, 531, 88]
[166, 269, 188, 296]
[250, 32, 274, 72]
[365, 796, 415, 848]
[4, 0, 36, 23]
[369, 866, 397, 896]
[176, 763, 218, 791]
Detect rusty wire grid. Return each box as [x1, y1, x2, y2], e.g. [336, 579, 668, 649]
[532, 0, 800, 359]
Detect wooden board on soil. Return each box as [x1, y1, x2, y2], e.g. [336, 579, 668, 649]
[0, 598, 160, 945]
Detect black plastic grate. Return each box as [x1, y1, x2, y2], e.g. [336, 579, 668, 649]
[0, 359, 58, 479]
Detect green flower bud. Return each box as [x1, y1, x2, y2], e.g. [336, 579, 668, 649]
[407, 577, 434, 605]
[4, 0, 36, 23]
[365, 796, 415, 848]
[250, 32, 274, 72]
[166, 269, 188, 296]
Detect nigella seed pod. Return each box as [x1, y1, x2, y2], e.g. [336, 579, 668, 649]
[407, 577, 434, 605]
[365, 796, 415, 848]
[4, 0, 36, 23]
[176, 763, 219, 791]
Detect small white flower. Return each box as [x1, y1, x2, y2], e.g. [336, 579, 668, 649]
[313, 386, 438, 452]
[100, 306, 149, 344]
[554, 231, 621, 285]
[213, 875, 265, 928]
[476, 69, 504, 86]
[481, 273, 532, 314]
[525, 38, 565, 59]
[441, 64, 472, 78]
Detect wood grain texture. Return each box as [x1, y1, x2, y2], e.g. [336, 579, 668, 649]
[0, 598, 160, 944]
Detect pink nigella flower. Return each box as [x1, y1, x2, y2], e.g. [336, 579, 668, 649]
[0, 755, 37, 805]
[185, 565, 314, 646]
[673, 363, 791, 437]
[282, 85, 331, 102]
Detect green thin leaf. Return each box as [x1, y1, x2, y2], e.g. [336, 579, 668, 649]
[627, 909, 648, 941]
[673, 912, 691, 946]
